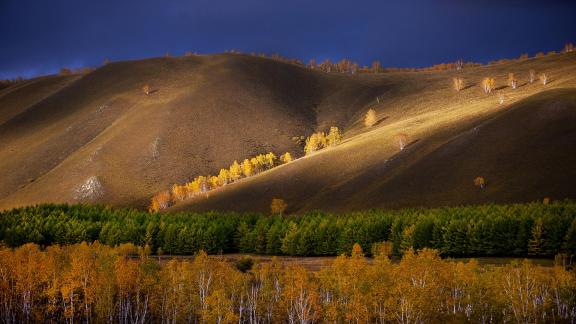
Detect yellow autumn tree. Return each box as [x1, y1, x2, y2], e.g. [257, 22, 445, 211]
[217, 169, 230, 186]
[229, 161, 242, 182]
[364, 109, 377, 127]
[209, 176, 219, 189]
[270, 198, 287, 215]
[327, 126, 342, 146]
[280, 152, 293, 164]
[304, 132, 327, 155]
[150, 191, 171, 212]
[265, 152, 277, 169]
[482, 77, 495, 93]
[241, 159, 253, 177]
[171, 184, 187, 202]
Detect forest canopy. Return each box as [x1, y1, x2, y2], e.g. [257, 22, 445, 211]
[1, 201, 575, 258]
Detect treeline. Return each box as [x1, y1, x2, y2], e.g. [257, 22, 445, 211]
[1, 242, 575, 323]
[1, 202, 575, 257]
[150, 126, 343, 212]
[0, 77, 25, 90]
[150, 152, 293, 212]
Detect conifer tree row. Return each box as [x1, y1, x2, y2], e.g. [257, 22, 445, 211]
[1, 201, 575, 258]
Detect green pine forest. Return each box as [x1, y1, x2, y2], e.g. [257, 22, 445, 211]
[1, 201, 575, 258]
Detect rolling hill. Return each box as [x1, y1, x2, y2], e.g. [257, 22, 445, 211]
[1, 51, 575, 212]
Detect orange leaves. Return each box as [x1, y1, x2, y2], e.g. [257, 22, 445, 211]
[482, 77, 496, 94]
[2, 243, 576, 322]
[149, 190, 171, 212]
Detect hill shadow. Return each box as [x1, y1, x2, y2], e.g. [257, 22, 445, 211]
[374, 116, 389, 126]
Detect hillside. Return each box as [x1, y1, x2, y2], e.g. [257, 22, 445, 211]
[1, 52, 575, 212]
[0, 54, 386, 210]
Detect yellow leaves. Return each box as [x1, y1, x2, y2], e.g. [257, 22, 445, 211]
[264, 152, 276, 168]
[241, 159, 253, 177]
[364, 109, 377, 127]
[280, 152, 292, 164]
[150, 150, 295, 210]
[217, 168, 230, 186]
[304, 127, 341, 155]
[209, 176, 219, 190]
[351, 243, 364, 257]
[171, 184, 187, 202]
[304, 132, 322, 155]
[327, 126, 342, 146]
[229, 160, 242, 182]
[270, 198, 288, 215]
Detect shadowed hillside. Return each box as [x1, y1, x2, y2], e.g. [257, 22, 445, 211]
[0, 54, 387, 210]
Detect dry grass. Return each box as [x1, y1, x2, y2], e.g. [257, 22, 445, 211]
[1, 52, 576, 212]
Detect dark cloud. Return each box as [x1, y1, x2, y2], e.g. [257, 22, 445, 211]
[1, 0, 575, 79]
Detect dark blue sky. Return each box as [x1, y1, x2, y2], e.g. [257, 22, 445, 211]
[1, 0, 575, 79]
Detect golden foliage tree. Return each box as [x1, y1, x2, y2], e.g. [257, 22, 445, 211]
[150, 191, 171, 212]
[304, 132, 326, 155]
[270, 198, 288, 215]
[171, 184, 187, 202]
[218, 168, 230, 186]
[280, 152, 293, 164]
[364, 109, 377, 127]
[482, 77, 495, 93]
[241, 159, 253, 177]
[264, 152, 277, 169]
[229, 161, 242, 182]
[327, 126, 342, 146]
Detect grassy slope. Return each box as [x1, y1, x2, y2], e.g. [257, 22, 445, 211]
[170, 52, 576, 213]
[1, 52, 575, 212]
[0, 54, 386, 210]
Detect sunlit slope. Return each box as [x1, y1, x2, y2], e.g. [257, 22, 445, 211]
[0, 54, 387, 210]
[170, 53, 576, 213]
